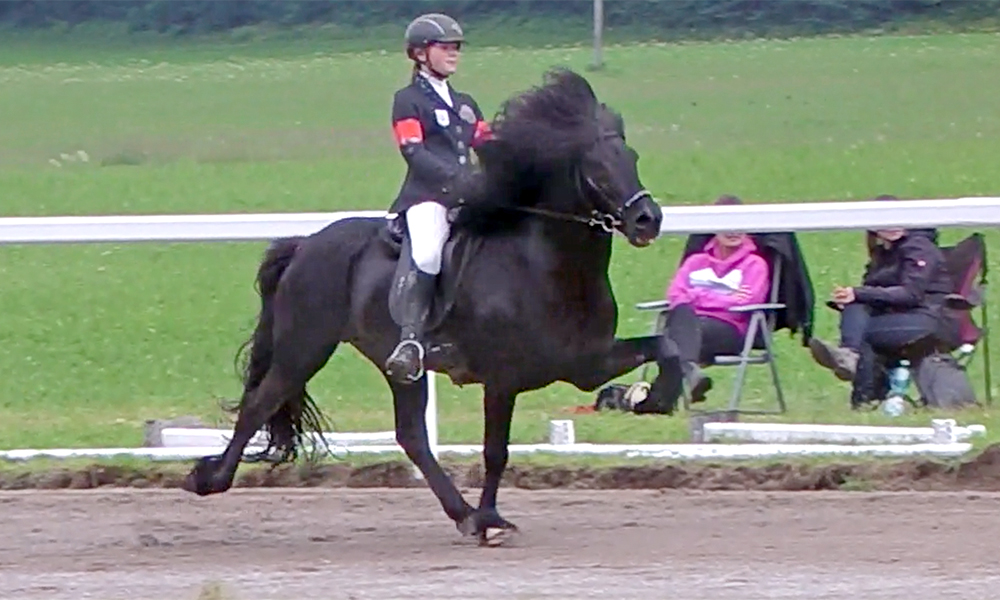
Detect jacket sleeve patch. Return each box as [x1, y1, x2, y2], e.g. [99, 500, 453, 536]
[393, 118, 424, 146]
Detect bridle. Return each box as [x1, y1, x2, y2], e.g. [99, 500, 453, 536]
[515, 162, 654, 235]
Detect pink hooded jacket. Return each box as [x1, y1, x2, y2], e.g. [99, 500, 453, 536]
[666, 236, 771, 335]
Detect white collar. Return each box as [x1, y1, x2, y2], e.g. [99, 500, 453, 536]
[419, 70, 453, 106]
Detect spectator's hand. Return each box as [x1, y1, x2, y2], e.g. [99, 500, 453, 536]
[733, 285, 753, 302]
[832, 286, 855, 306]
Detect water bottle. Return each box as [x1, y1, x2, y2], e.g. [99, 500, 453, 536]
[883, 360, 911, 417]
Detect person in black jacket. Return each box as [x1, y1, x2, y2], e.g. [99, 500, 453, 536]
[808, 195, 956, 406]
[384, 13, 492, 384]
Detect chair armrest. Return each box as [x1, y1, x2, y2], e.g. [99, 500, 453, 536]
[728, 303, 786, 313]
[635, 300, 671, 311]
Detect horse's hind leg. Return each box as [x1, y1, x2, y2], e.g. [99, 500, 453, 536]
[184, 288, 345, 496]
[387, 373, 475, 530]
[184, 368, 304, 495]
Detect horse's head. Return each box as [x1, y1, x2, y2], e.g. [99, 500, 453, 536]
[576, 104, 662, 247]
[474, 68, 661, 247]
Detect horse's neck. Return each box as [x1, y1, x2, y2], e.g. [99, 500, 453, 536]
[532, 185, 614, 276]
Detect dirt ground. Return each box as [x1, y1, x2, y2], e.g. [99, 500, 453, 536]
[4, 445, 1000, 599]
[2, 487, 1000, 600]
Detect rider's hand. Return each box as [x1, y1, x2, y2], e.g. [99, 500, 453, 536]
[443, 170, 478, 205]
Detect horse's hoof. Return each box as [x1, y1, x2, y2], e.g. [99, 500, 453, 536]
[181, 456, 227, 496]
[457, 516, 475, 537]
[457, 509, 518, 547]
[480, 524, 519, 547]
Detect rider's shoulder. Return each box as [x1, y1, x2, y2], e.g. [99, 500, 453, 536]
[452, 89, 483, 112]
[451, 85, 479, 101]
[391, 85, 420, 113]
[393, 82, 419, 99]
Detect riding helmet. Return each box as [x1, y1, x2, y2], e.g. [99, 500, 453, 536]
[404, 13, 465, 59]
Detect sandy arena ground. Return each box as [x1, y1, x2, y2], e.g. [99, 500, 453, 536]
[1, 488, 999, 600]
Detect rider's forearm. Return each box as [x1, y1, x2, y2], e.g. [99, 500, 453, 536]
[401, 143, 462, 188]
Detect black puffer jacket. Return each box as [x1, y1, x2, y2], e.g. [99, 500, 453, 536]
[854, 228, 954, 317]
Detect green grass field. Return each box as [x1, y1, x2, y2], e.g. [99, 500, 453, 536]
[2, 30, 1000, 452]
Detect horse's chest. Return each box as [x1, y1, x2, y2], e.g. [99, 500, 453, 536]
[454, 241, 614, 355]
[524, 265, 616, 355]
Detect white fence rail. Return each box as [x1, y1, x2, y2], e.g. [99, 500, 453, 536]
[2, 197, 999, 245]
[1, 197, 998, 462]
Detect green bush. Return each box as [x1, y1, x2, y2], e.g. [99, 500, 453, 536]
[1, 0, 998, 38]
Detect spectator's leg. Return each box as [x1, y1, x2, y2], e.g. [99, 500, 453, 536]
[849, 341, 880, 408]
[698, 316, 744, 359]
[669, 305, 715, 403]
[636, 304, 699, 413]
[809, 303, 868, 381]
[664, 304, 702, 362]
[865, 311, 939, 353]
[850, 311, 937, 407]
[689, 316, 745, 402]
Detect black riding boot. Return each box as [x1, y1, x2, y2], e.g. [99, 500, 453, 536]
[385, 269, 436, 384]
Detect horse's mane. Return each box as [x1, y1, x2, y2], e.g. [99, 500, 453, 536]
[450, 67, 625, 235]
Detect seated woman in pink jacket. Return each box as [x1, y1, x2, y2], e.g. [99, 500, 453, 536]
[638, 195, 771, 414]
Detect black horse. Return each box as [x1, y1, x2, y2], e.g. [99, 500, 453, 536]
[182, 68, 664, 544]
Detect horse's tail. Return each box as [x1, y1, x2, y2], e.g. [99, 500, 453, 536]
[235, 235, 301, 392]
[230, 235, 326, 462]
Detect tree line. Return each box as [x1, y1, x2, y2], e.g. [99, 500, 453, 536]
[1, 0, 997, 37]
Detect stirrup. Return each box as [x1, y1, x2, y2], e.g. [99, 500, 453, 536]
[386, 338, 426, 382]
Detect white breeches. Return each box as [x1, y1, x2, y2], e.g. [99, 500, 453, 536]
[406, 201, 450, 275]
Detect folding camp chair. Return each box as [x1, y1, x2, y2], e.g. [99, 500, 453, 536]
[908, 233, 990, 403]
[635, 245, 789, 415]
[941, 232, 991, 398]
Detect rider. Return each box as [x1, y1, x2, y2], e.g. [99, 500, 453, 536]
[384, 13, 492, 384]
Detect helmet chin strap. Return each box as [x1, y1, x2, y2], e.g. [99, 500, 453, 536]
[418, 61, 450, 80]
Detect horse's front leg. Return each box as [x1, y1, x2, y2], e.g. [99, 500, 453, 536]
[387, 373, 476, 530]
[458, 386, 519, 546]
[570, 335, 661, 392]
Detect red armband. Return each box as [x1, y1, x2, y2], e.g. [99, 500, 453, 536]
[473, 120, 493, 145]
[393, 118, 424, 146]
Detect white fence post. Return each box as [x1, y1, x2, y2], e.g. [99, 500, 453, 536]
[426, 370, 439, 458]
[411, 370, 439, 481]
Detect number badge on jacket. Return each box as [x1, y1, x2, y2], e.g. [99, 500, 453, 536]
[434, 109, 450, 128]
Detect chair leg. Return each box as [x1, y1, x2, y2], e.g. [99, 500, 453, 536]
[639, 310, 669, 383]
[760, 317, 787, 413]
[982, 300, 993, 405]
[727, 313, 761, 411]
[680, 377, 692, 412]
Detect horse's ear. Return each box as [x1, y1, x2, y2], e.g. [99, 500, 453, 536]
[599, 103, 627, 141]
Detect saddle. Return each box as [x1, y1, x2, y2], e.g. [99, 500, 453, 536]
[380, 213, 482, 337]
